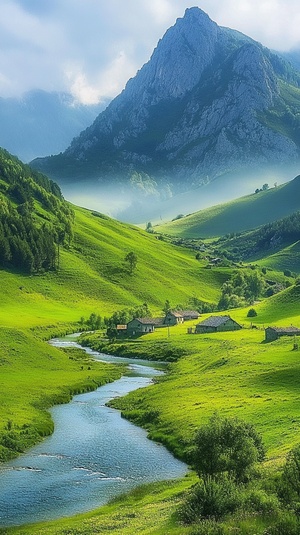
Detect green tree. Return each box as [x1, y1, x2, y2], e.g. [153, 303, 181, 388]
[278, 444, 300, 507]
[191, 413, 265, 483]
[163, 299, 171, 315]
[125, 251, 138, 274]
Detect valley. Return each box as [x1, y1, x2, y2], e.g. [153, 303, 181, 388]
[1, 4, 300, 534]
[1, 148, 300, 533]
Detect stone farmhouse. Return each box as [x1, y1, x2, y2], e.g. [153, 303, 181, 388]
[195, 315, 242, 334]
[164, 310, 199, 326]
[265, 326, 300, 342]
[126, 317, 163, 336]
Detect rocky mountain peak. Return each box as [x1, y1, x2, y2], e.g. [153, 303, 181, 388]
[32, 7, 300, 203]
[120, 7, 220, 105]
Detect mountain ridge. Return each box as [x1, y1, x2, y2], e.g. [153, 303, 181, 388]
[31, 7, 300, 219]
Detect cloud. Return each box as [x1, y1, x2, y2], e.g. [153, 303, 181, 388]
[0, 0, 300, 103]
[66, 51, 137, 105]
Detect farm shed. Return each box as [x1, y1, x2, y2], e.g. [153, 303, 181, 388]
[195, 315, 242, 334]
[164, 310, 199, 325]
[180, 310, 200, 321]
[127, 317, 163, 335]
[164, 311, 184, 325]
[265, 326, 300, 342]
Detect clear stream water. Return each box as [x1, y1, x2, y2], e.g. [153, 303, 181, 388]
[0, 334, 187, 527]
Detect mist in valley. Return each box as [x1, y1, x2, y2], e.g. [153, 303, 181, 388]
[61, 163, 300, 227]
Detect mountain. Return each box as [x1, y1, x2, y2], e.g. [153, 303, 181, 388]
[31, 7, 300, 220]
[0, 90, 106, 162]
[157, 174, 300, 238]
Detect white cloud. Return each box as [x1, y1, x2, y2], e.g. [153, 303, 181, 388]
[66, 52, 137, 104]
[0, 0, 300, 101]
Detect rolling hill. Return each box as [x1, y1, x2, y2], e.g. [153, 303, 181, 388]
[3, 148, 300, 534]
[157, 174, 300, 239]
[0, 147, 230, 461]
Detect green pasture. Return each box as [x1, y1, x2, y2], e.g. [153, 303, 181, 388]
[2, 199, 300, 534]
[0, 203, 230, 459]
[109, 321, 300, 459]
[157, 176, 300, 238]
[0, 329, 125, 460]
[255, 240, 300, 274]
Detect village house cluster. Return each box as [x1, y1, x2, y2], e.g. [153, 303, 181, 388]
[116, 311, 300, 344]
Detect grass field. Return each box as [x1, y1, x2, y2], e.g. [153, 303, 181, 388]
[157, 176, 300, 238]
[0, 203, 230, 460]
[2, 198, 300, 534]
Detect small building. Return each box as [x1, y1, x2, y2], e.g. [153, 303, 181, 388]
[164, 310, 199, 326]
[164, 311, 184, 326]
[265, 326, 300, 342]
[127, 317, 163, 336]
[180, 310, 200, 321]
[116, 324, 128, 336]
[195, 315, 242, 334]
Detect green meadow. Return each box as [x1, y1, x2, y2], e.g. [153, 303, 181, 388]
[2, 179, 300, 532]
[0, 203, 229, 460]
[157, 175, 300, 238]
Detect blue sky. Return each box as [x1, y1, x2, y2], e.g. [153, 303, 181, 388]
[1, 0, 299, 104]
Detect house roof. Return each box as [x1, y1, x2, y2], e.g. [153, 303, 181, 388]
[266, 326, 300, 333]
[197, 315, 233, 328]
[129, 317, 163, 326]
[179, 310, 199, 318]
[168, 310, 184, 318]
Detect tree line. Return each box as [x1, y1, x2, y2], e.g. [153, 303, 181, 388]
[0, 148, 74, 273]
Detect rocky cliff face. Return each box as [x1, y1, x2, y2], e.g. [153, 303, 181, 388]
[32, 7, 300, 192]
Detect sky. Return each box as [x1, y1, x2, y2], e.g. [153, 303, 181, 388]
[1, 0, 300, 105]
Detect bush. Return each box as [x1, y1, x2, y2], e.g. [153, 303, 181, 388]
[278, 444, 300, 508]
[191, 414, 265, 483]
[263, 513, 299, 535]
[179, 477, 241, 523]
[247, 308, 257, 317]
[243, 488, 279, 515]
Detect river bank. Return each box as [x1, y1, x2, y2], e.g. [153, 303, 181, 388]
[0, 335, 187, 528]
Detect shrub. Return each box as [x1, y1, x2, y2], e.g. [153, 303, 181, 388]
[247, 308, 257, 317]
[263, 513, 299, 535]
[278, 444, 300, 508]
[243, 488, 280, 515]
[191, 414, 265, 483]
[179, 477, 240, 523]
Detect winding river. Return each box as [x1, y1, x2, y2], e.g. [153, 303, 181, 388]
[0, 334, 187, 527]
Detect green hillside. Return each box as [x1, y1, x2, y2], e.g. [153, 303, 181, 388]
[3, 148, 300, 534]
[157, 175, 300, 238]
[0, 148, 230, 461]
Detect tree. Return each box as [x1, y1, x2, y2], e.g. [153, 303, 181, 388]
[247, 308, 257, 317]
[278, 444, 300, 507]
[163, 299, 171, 315]
[191, 413, 265, 483]
[125, 251, 138, 274]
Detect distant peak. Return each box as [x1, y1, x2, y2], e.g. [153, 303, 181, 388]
[183, 6, 212, 22]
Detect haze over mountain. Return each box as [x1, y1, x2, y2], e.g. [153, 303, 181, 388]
[32, 7, 300, 222]
[0, 90, 106, 162]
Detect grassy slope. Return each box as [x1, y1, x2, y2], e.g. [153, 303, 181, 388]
[157, 176, 300, 238]
[0, 203, 228, 458]
[255, 240, 300, 273]
[3, 203, 300, 534]
[13, 290, 300, 535]
[109, 309, 300, 460]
